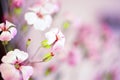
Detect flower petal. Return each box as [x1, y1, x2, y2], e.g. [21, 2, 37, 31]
[44, 15, 52, 28]
[0, 31, 12, 41]
[2, 51, 16, 64]
[52, 37, 65, 51]
[2, 49, 28, 64]
[21, 66, 33, 80]
[33, 18, 46, 31]
[5, 20, 15, 29]
[24, 12, 37, 25]
[9, 27, 17, 38]
[13, 49, 28, 63]
[0, 23, 4, 31]
[45, 31, 56, 44]
[0, 63, 21, 80]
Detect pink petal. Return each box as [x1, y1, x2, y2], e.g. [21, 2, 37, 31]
[0, 63, 21, 80]
[21, 66, 33, 80]
[52, 38, 65, 51]
[5, 20, 15, 29]
[0, 23, 4, 29]
[0, 31, 12, 41]
[9, 27, 17, 38]
[2, 51, 17, 64]
[2, 49, 28, 64]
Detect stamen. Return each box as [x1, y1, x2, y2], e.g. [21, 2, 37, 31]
[36, 12, 43, 18]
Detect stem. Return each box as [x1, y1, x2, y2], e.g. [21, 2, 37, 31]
[2, 41, 8, 53]
[30, 60, 43, 64]
[30, 46, 42, 60]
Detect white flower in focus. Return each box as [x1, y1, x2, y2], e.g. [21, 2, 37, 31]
[0, 49, 33, 80]
[45, 28, 65, 51]
[24, 6, 52, 31]
[0, 20, 17, 41]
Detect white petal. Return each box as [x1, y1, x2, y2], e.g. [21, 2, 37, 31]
[45, 30, 56, 44]
[0, 63, 21, 80]
[33, 18, 46, 31]
[44, 2, 59, 14]
[29, 6, 41, 13]
[24, 12, 37, 25]
[44, 15, 52, 28]
[52, 37, 65, 51]
[14, 49, 28, 63]
[21, 66, 33, 80]
[39, 6, 49, 14]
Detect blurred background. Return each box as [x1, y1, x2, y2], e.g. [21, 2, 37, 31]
[1, 0, 120, 80]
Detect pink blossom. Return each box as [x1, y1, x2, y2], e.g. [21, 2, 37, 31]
[45, 28, 65, 51]
[0, 49, 33, 80]
[0, 20, 17, 41]
[67, 47, 81, 66]
[24, 5, 52, 31]
[13, 0, 23, 7]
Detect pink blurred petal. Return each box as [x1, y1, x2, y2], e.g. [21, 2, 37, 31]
[0, 63, 21, 80]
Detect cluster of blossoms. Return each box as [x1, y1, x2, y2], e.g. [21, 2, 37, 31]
[0, 0, 65, 80]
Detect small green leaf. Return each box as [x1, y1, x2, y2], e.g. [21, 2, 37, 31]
[41, 40, 51, 49]
[14, 7, 22, 15]
[26, 39, 31, 48]
[21, 24, 28, 32]
[45, 68, 51, 76]
[42, 52, 54, 62]
[63, 21, 70, 29]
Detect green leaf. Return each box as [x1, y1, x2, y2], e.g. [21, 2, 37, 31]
[41, 40, 51, 49]
[63, 21, 70, 29]
[42, 52, 54, 62]
[14, 7, 22, 15]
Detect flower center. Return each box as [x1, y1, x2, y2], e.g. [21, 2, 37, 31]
[36, 12, 43, 19]
[14, 62, 21, 70]
[2, 26, 8, 31]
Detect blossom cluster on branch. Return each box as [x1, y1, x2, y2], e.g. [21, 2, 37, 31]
[0, 0, 65, 80]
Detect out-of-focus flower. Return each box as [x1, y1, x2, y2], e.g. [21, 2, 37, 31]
[45, 65, 57, 76]
[45, 28, 65, 51]
[67, 47, 81, 66]
[24, 5, 52, 31]
[0, 20, 17, 41]
[0, 49, 33, 80]
[43, 0, 60, 15]
[13, 0, 23, 8]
